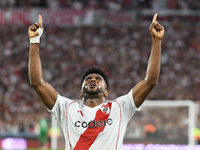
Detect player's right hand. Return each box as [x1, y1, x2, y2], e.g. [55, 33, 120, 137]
[28, 14, 44, 38]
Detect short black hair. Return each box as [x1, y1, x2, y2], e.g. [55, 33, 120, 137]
[81, 68, 108, 89]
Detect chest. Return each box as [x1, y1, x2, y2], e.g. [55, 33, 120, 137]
[66, 102, 121, 132]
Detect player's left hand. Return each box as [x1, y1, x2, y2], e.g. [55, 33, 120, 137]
[149, 13, 164, 40]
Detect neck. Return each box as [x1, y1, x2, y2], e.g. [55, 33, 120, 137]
[82, 97, 106, 108]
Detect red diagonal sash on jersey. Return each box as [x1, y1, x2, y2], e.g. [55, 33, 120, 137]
[74, 103, 112, 150]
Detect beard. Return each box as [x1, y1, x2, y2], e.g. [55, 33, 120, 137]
[82, 86, 103, 95]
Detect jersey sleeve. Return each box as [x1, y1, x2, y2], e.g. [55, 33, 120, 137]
[48, 94, 73, 125]
[115, 89, 140, 122]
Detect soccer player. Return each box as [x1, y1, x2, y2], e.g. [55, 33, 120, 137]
[38, 118, 49, 148]
[28, 13, 164, 150]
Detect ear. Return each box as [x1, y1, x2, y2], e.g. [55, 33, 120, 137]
[104, 90, 109, 97]
[79, 90, 83, 97]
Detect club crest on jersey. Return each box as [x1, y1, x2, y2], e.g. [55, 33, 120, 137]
[100, 104, 110, 114]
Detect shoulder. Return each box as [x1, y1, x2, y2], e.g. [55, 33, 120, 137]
[114, 89, 140, 111]
[115, 90, 133, 104]
[51, 94, 77, 111]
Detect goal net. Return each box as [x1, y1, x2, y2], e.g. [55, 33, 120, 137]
[50, 100, 197, 149]
[124, 100, 196, 146]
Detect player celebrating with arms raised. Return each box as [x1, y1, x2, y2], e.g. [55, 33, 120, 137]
[28, 13, 164, 150]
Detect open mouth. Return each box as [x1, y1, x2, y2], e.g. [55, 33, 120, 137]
[88, 83, 97, 88]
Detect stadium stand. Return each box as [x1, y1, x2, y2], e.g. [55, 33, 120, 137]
[0, 0, 200, 146]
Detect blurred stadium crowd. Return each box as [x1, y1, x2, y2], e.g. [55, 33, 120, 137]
[0, 0, 200, 143]
[0, 0, 200, 11]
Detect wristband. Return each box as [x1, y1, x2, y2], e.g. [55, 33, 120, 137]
[30, 28, 43, 43]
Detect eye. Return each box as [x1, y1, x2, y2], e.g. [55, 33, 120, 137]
[85, 77, 91, 81]
[96, 77, 102, 80]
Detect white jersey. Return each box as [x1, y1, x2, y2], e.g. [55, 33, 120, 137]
[49, 90, 139, 150]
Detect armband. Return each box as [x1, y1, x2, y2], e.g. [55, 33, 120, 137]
[30, 28, 43, 43]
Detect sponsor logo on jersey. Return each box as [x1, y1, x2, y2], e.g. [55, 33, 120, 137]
[75, 118, 113, 128]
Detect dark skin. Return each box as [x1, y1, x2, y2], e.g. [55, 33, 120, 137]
[28, 13, 164, 109]
[80, 73, 109, 107]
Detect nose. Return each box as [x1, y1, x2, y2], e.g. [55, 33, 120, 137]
[90, 77, 96, 82]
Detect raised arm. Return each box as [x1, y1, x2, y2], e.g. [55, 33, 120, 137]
[132, 13, 164, 108]
[28, 15, 58, 110]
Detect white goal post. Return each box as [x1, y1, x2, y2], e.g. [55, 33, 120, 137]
[50, 100, 197, 149]
[142, 100, 196, 146]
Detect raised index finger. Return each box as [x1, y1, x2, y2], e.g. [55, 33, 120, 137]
[152, 13, 157, 23]
[38, 14, 42, 24]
